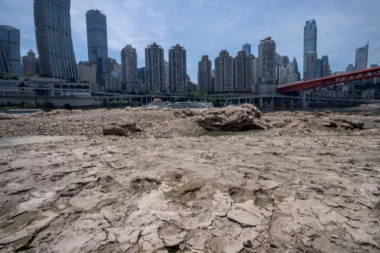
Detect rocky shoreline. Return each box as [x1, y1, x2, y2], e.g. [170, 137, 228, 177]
[0, 107, 380, 253]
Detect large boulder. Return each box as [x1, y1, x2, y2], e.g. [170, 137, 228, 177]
[103, 120, 141, 136]
[322, 118, 364, 130]
[195, 104, 266, 131]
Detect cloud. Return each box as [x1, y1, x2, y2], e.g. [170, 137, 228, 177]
[0, 0, 379, 81]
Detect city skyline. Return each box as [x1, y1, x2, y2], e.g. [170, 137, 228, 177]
[1, 0, 380, 82]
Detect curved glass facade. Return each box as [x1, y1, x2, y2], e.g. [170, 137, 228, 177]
[34, 0, 78, 80]
[303, 19, 317, 80]
[0, 25, 22, 76]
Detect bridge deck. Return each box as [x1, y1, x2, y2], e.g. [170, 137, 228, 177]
[277, 66, 380, 93]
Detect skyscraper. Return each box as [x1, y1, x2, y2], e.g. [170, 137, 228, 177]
[198, 55, 212, 93]
[251, 57, 258, 86]
[290, 57, 299, 74]
[137, 67, 145, 86]
[242, 43, 251, 57]
[321, 55, 331, 77]
[164, 60, 169, 91]
[145, 43, 165, 94]
[280, 64, 290, 85]
[109, 58, 121, 80]
[281, 56, 290, 65]
[283, 57, 301, 85]
[306, 52, 317, 80]
[303, 19, 317, 79]
[121, 45, 138, 93]
[355, 43, 369, 70]
[169, 44, 187, 93]
[215, 50, 233, 91]
[34, 0, 78, 80]
[86, 9, 108, 82]
[0, 25, 22, 76]
[275, 53, 282, 65]
[233, 51, 251, 91]
[22, 49, 39, 76]
[346, 64, 355, 72]
[314, 58, 322, 78]
[258, 37, 276, 84]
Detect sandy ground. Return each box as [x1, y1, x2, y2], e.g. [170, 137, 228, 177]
[0, 108, 380, 253]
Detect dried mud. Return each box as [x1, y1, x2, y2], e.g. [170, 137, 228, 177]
[0, 108, 380, 252]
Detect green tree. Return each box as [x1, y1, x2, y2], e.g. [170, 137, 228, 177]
[24, 101, 36, 108]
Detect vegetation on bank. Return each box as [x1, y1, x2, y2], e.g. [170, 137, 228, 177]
[188, 91, 216, 103]
[350, 81, 380, 99]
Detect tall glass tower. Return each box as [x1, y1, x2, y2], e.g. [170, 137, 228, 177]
[0, 25, 22, 76]
[303, 19, 317, 80]
[355, 43, 369, 70]
[34, 0, 78, 80]
[86, 9, 108, 80]
[242, 43, 251, 57]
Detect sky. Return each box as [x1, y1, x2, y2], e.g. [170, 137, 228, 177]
[1, 0, 380, 82]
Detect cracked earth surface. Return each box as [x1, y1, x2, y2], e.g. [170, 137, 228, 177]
[0, 109, 380, 252]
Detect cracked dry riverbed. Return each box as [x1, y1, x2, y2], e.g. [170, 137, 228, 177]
[0, 109, 380, 253]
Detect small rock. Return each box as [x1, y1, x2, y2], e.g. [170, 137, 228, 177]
[0, 160, 8, 165]
[243, 240, 252, 247]
[227, 209, 262, 226]
[108, 233, 116, 243]
[82, 163, 94, 169]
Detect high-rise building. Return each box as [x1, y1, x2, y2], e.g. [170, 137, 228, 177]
[169, 44, 187, 93]
[233, 51, 251, 90]
[355, 43, 369, 70]
[306, 52, 317, 80]
[281, 56, 290, 65]
[86, 9, 108, 82]
[346, 64, 355, 72]
[103, 75, 121, 92]
[284, 57, 301, 85]
[137, 67, 145, 85]
[164, 60, 169, 91]
[321, 55, 331, 77]
[287, 73, 301, 84]
[0, 25, 22, 76]
[303, 19, 317, 79]
[314, 58, 322, 78]
[280, 64, 290, 85]
[145, 43, 165, 94]
[251, 57, 258, 86]
[34, 0, 78, 80]
[275, 53, 282, 65]
[22, 49, 39, 76]
[109, 58, 121, 80]
[78, 61, 97, 91]
[215, 50, 233, 91]
[121, 45, 138, 93]
[198, 55, 212, 93]
[258, 37, 276, 84]
[290, 57, 299, 74]
[242, 43, 251, 57]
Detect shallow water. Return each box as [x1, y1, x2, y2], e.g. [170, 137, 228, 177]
[0, 135, 86, 147]
[202, 127, 281, 137]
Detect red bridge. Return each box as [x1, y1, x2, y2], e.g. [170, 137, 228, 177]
[277, 66, 380, 93]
